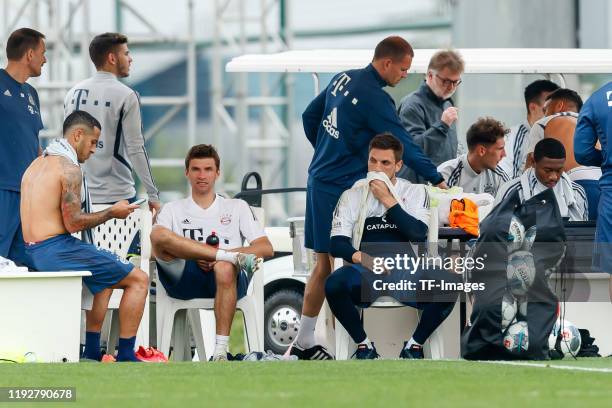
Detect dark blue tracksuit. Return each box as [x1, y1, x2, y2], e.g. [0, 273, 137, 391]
[574, 81, 612, 273]
[303, 64, 443, 252]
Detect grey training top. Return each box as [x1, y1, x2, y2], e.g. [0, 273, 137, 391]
[397, 81, 458, 184]
[64, 71, 159, 203]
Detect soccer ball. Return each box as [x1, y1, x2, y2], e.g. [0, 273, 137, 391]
[549, 319, 582, 358]
[517, 298, 528, 318]
[521, 226, 537, 251]
[507, 216, 525, 252]
[506, 250, 536, 296]
[503, 320, 529, 353]
[501, 292, 517, 330]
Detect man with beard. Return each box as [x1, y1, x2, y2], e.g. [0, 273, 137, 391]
[437, 117, 510, 196]
[291, 37, 446, 360]
[0, 28, 46, 267]
[398, 49, 464, 183]
[64, 33, 160, 215]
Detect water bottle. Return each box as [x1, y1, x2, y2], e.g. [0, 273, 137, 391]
[206, 231, 220, 248]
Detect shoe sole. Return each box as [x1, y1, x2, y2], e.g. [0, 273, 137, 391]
[239, 256, 263, 279]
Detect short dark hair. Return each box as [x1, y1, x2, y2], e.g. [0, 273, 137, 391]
[369, 132, 404, 162]
[185, 144, 221, 170]
[545, 88, 584, 112]
[524, 80, 559, 113]
[89, 32, 128, 69]
[6, 28, 45, 61]
[373, 36, 414, 62]
[63, 110, 102, 135]
[428, 50, 464, 73]
[466, 117, 508, 150]
[534, 138, 566, 162]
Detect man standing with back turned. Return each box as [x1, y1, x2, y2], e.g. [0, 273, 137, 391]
[0, 28, 46, 267]
[290, 36, 446, 360]
[574, 81, 612, 301]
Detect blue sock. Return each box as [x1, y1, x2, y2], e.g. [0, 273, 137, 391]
[83, 331, 101, 361]
[116, 336, 140, 362]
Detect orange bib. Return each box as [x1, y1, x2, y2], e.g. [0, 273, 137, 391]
[448, 198, 479, 236]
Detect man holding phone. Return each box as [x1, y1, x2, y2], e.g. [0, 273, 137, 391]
[21, 111, 152, 362]
[64, 32, 160, 213]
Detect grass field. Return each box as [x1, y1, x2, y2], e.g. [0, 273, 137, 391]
[1, 358, 611, 407]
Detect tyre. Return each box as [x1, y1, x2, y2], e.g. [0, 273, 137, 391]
[264, 289, 303, 354]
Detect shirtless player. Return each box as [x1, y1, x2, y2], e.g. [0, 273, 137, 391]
[20, 110, 149, 362]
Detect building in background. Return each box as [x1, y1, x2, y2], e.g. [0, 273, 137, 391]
[1, 0, 610, 222]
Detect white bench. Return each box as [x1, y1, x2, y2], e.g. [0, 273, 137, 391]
[0, 271, 91, 362]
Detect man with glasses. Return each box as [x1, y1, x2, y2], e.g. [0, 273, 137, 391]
[398, 50, 464, 183]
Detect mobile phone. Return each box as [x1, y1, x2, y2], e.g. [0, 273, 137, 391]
[132, 198, 147, 206]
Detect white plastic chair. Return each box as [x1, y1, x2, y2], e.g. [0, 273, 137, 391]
[155, 207, 265, 361]
[334, 203, 447, 360]
[81, 206, 152, 352]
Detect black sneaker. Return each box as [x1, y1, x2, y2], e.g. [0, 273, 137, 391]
[399, 342, 424, 359]
[351, 343, 379, 360]
[289, 344, 334, 360]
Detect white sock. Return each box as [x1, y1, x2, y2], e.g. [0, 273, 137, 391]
[295, 315, 317, 349]
[214, 335, 229, 356]
[358, 337, 372, 348]
[215, 249, 238, 264]
[405, 337, 422, 349]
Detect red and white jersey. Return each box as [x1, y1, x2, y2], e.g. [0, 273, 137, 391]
[156, 194, 265, 250]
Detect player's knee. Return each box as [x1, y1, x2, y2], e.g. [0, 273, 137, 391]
[151, 226, 172, 248]
[325, 273, 343, 297]
[129, 267, 149, 292]
[214, 261, 236, 287]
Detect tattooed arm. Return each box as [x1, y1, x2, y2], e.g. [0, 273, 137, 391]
[59, 158, 136, 233]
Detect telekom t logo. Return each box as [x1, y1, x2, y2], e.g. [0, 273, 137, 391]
[331, 73, 351, 97]
[73, 89, 89, 110]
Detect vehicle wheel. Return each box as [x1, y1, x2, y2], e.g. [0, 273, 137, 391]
[264, 289, 303, 354]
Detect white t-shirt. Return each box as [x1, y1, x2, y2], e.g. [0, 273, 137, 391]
[155, 194, 265, 249]
[437, 154, 510, 196]
[330, 178, 430, 240]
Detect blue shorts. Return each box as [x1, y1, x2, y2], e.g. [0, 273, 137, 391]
[594, 190, 612, 274]
[156, 259, 248, 301]
[0, 189, 30, 266]
[304, 179, 343, 253]
[26, 234, 134, 294]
